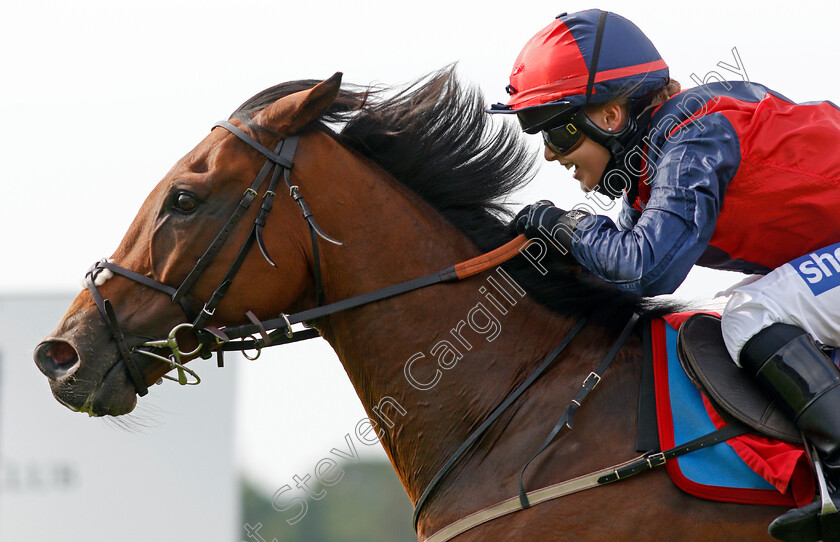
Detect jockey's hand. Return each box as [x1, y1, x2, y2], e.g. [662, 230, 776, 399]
[508, 201, 591, 257]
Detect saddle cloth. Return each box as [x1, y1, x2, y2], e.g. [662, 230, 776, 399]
[648, 312, 814, 507]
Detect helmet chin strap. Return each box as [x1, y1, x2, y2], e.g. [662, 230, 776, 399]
[594, 154, 622, 200]
[593, 107, 654, 200]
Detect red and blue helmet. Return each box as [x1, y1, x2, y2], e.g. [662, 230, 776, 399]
[490, 10, 670, 134]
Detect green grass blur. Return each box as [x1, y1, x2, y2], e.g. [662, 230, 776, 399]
[240, 461, 416, 541]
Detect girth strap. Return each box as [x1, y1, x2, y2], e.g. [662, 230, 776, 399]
[596, 422, 748, 484]
[422, 423, 749, 542]
[422, 456, 644, 542]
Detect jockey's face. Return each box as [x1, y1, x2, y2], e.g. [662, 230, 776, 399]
[544, 134, 610, 192]
[543, 103, 627, 193]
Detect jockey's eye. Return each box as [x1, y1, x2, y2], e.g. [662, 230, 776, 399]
[172, 191, 199, 214]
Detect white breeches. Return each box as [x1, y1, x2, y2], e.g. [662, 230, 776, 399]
[722, 242, 840, 365]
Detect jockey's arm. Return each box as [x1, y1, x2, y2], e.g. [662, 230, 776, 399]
[570, 117, 740, 296]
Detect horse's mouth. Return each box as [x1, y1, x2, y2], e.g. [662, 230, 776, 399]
[53, 357, 139, 417]
[91, 359, 142, 416]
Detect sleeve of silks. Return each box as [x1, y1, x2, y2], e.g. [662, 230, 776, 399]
[570, 114, 741, 296]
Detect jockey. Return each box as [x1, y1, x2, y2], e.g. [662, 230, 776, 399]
[489, 9, 840, 542]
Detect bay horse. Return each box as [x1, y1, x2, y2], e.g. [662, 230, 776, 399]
[34, 68, 781, 540]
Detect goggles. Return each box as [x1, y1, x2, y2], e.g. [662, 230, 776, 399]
[541, 118, 585, 155]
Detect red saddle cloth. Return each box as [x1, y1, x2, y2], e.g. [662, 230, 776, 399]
[652, 312, 814, 507]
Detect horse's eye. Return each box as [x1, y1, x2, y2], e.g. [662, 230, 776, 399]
[173, 192, 198, 214]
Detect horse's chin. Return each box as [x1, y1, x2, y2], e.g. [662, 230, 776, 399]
[50, 359, 138, 417]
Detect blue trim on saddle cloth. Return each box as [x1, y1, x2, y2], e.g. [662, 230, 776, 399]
[663, 323, 776, 491]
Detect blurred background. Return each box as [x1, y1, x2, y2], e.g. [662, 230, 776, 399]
[2, 1, 838, 540]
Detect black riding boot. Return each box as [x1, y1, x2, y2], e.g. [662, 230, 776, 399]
[740, 323, 840, 542]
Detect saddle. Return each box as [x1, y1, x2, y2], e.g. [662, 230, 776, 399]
[676, 313, 801, 443]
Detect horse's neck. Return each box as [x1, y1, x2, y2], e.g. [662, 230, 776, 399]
[292, 134, 579, 500]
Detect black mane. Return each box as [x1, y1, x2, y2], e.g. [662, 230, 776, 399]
[232, 67, 677, 330]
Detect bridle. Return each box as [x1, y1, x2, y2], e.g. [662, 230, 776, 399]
[85, 119, 339, 396]
[86, 118, 545, 399]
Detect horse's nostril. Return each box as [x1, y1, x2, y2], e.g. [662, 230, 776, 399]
[34, 340, 80, 380]
[50, 342, 78, 365]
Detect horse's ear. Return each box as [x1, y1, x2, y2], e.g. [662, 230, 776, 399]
[257, 72, 343, 135]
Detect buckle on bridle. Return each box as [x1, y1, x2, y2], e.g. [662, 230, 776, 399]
[201, 304, 216, 318]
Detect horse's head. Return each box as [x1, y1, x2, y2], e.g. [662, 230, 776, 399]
[34, 74, 344, 416]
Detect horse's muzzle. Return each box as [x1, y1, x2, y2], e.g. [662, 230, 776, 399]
[34, 332, 139, 416]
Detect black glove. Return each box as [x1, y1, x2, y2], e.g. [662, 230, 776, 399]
[509, 201, 591, 256]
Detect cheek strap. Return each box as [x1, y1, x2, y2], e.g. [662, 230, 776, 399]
[592, 107, 654, 200]
[594, 153, 623, 200]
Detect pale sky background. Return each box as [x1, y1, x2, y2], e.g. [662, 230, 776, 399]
[2, 0, 839, 512]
